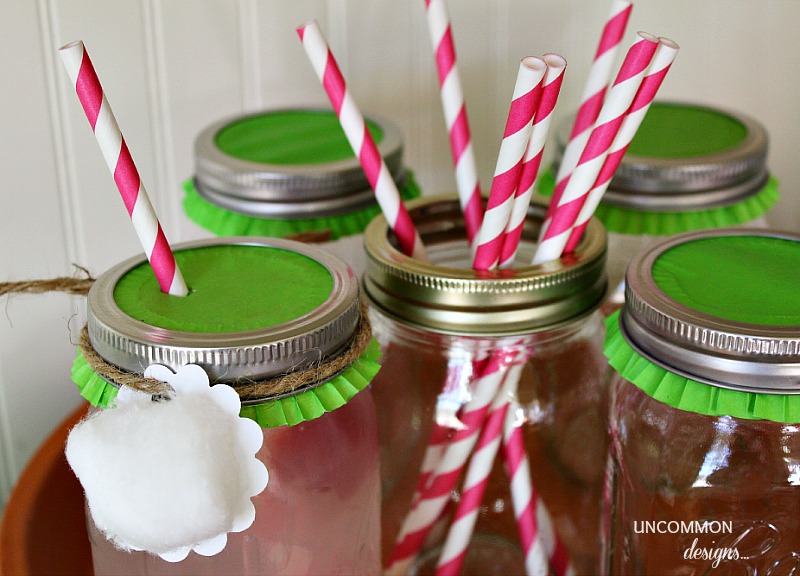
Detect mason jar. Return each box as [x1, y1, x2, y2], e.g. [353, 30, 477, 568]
[182, 107, 420, 276]
[540, 101, 779, 311]
[364, 195, 609, 575]
[603, 228, 800, 575]
[71, 237, 382, 575]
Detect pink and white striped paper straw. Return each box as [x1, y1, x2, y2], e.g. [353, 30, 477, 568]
[503, 398, 573, 576]
[424, 0, 483, 244]
[59, 41, 187, 296]
[386, 349, 521, 576]
[563, 37, 679, 252]
[435, 364, 523, 576]
[498, 54, 567, 269]
[472, 57, 547, 271]
[410, 423, 452, 512]
[533, 32, 659, 265]
[546, 0, 633, 224]
[297, 20, 427, 261]
[411, 354, 482, 509]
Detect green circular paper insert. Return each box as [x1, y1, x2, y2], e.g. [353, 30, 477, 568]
[626, 102, 748, 159]
[113, 245, 334, 332]
[652, 235, 800, 326]
[215, 109, 384, 165]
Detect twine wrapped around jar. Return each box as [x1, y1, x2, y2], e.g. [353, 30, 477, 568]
[76, 304, 373, 401]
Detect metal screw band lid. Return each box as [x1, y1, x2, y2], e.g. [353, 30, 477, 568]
[193, 107, 405, 218]
[87, 237, 361, 382]
[363, 195, 608, 336]
[600, 168, 769, 212]
[555, 101, 769, 198]
[620, 228, 800, 393]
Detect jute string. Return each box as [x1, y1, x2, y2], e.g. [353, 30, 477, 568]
[78, 308, 372, 400]
[228, 307, 372, 400]
[0, 269, 95, 297]
[78, 326, 172, 395]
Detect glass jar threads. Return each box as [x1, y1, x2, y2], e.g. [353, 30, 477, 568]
[603, 228, 800, 575]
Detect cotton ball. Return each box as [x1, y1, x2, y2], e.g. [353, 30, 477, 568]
[66, 365, 268, 560]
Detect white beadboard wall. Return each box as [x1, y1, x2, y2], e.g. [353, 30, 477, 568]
[2, 0, 800, 507]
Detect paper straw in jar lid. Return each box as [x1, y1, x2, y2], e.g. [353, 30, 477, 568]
[620, 228, 800, 394]
[192, 108, 406, 218]
[59, 40, 188, 297]
[363, 194, 607, 336]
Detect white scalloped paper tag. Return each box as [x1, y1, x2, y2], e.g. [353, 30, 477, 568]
[65, 364, 269, 563]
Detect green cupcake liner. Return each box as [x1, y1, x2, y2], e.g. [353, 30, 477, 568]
[604, 311, 800, 424]
[71, 338, 382, 428]
[183, 171, 422, 240]
[72, 352, 120, 407]
[535, 169, 780, 236]
[239, 338, 381, 427]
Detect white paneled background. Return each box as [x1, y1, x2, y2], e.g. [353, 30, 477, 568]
[1, 0, 799, 508]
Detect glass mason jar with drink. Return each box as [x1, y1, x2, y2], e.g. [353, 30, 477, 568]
[364, 194, 610, 575]
[603, 228, 800, 575]
[71, 237, 382, 575]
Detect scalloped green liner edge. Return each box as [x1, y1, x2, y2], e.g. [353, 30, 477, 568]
[71, 338, 382, 428]
[535, 170, 780, 236]
[604, 311, 800, 424]
[183, 171, 421, 240]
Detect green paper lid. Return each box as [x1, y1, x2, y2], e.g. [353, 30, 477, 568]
[71, 337, 381, 427]
[192, 108, 407, 218]
[86, 237, 360, 382]
[182, 169, 421, 239]
[618, 229, 800, 396]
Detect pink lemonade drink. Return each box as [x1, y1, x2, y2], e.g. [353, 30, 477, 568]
[72, 238, 382, 575]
